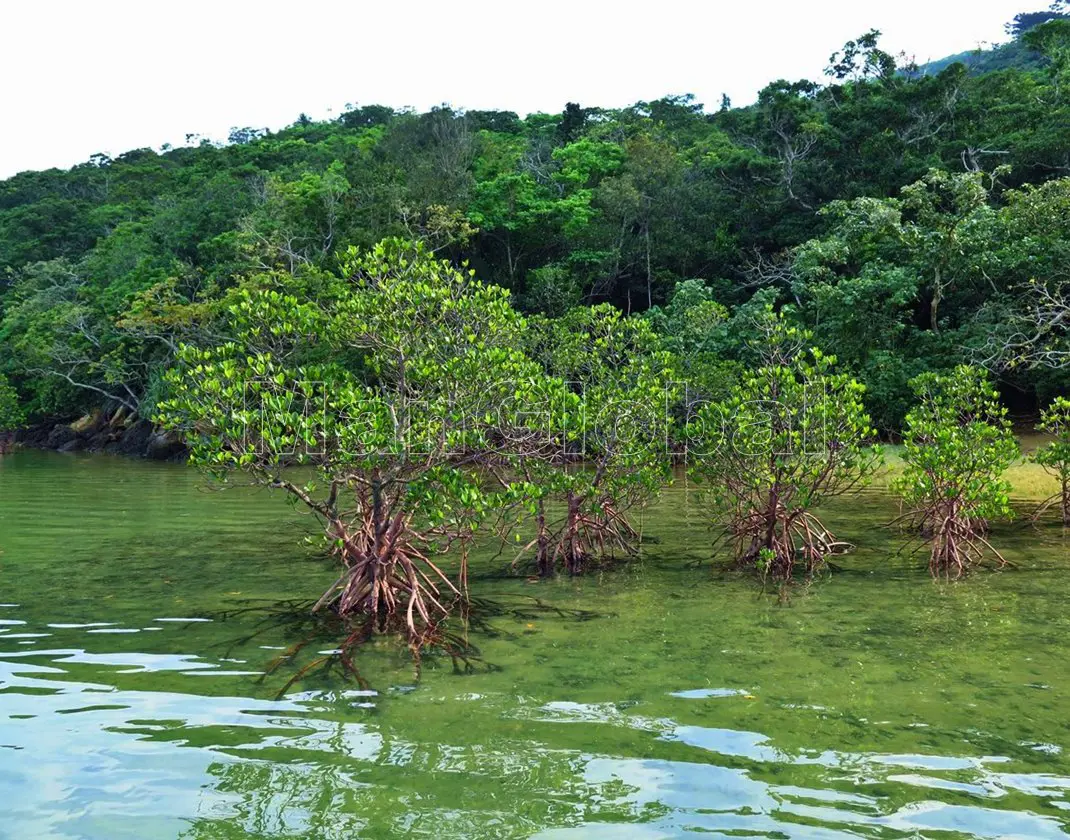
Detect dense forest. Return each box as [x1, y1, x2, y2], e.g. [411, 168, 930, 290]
[2, 10, 1070, 436]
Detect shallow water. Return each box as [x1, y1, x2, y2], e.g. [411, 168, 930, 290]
[2, 450, 1070, 838]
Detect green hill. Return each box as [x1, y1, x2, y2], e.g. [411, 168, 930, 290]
[1, 17, 1069, 437]
[916, 8, 1067, 76]
[916, 39, 1045, 76]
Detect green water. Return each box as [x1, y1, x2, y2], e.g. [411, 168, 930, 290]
[3, 451, 1070, 839]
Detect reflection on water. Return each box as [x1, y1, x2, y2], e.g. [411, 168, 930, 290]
[2, 451, 1070, 838]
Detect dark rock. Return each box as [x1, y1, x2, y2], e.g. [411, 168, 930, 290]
[14, 423, 53, 448]
[46, 424, 80, 450]
[115, 419, 155, 457]
[14, 414, 186, 461]
[86, 431, 113, 451]
[146, 429, 186, 461]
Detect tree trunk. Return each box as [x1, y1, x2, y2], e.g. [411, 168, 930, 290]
[563, 492, 586, 576]
[645, 221, 653, 310]
[931, 266, 942, 333]
[535, 500, 552, 577]
[1062, 476, 1070, 527]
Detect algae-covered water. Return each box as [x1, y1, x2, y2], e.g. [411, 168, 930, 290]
[3, 450, 1070, 839]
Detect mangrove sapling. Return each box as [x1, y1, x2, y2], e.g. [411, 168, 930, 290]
[159, 239, 558, 656]
[892, 366, 1019, 578]
[687, 311, 880, 580]
[541, 374, 675, 575]
[1032, 397, 1070, 525]
[511, 306, 677, 575]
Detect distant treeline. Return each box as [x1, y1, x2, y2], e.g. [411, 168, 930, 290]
[1, 15, 1070, 433]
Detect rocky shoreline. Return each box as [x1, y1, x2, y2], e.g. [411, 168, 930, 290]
[14, 409, 187, 461]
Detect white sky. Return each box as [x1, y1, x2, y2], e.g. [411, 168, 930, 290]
[0, 0, 1029, 179]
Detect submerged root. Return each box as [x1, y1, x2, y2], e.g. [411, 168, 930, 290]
[266, 618, 485, 699]
[221, 506, 478, 696]
[464, 595, 608, 626]
[314, 513, 465, 649]
[726, 507, 852, 581]
[1030, 491, 1070, 528]
[209, 593, 609, 698]
[208, 599, 484, 698]
[890, 502, 1007, 579]
[553, 501, 640, 575]
[516, 496, 642, 577]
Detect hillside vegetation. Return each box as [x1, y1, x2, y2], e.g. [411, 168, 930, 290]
[2, 14, 1070, 434]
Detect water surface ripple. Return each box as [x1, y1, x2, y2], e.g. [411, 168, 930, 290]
[2, 451, 1070, 838]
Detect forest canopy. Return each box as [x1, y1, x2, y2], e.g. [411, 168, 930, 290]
[2, 14, 1070, 434]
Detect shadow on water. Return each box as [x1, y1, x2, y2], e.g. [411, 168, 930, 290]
[201, 595, 611, 699]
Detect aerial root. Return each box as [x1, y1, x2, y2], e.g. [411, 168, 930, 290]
[1030, 492, 1070, 527]
[513, 498, 642, 577]
[313, 513, 464, 647]
[889, 504, 1008, 579]
[727, 507, 851, 581]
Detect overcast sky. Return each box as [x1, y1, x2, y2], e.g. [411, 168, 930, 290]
[0, 0, 1030, 179]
